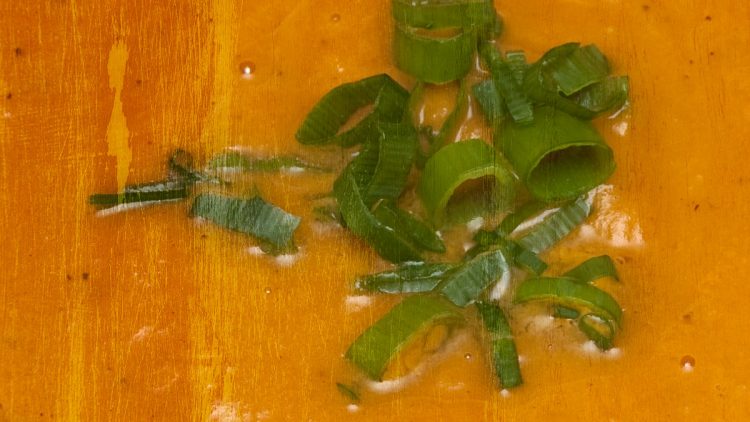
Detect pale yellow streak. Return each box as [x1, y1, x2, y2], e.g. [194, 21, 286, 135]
[190, 1, 243, 421]
[105, 41, 131, 191]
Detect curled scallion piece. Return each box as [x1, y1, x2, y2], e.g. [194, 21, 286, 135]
[476, 302, 523, 389]
[346, 295, 464, 381]
[394, 25, 476, 84]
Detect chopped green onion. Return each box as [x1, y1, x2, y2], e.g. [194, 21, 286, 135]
[577, 313, 616, 350]
[418, 140, 516, 225]
[394, 25, 476, 84]
[572, 76, 630, 116]
[206, 151, 330, 173]
[351, 123, 418, 206]
[89, 180, 189, 207]
[563, 255, 619, 284]
[334, 169, 422, 263]
[498, 200, 549, 236]
[346, 295, 464, 380]
[356, 262, 455, 294]
[480, 43, 533, 124]
[371, 202, 446, 253]
[190, 193, 301, 254]
[547, 44, 609, 96]
[431, 79, 469, 154]
[500, 106, 615, 202]
[472, 80, 506, 127]
[336, 382, 360, 403]
[391, 0, 497, 30]
[476, 302, 523, 388]
[468, 232, 547, 275]
[505, 50, 528, 85]
[439, 249, 509, 307]
[296, 74, 409, 146]
[516, 197, 591, 253]
[514, 277, 622, 325]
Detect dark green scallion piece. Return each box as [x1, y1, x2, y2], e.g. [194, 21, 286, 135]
[440, 249, 509, 307]
[476, 302, 523, 389]
[516, 197, 591, 254]
[563, 255, 619, 284]
[480, 43, 533, 124]
[89, 180, 189, 208]
[356, 262, 455, 294]
[190, 193, 301, 254]
[394, 25, 476, 84]
[296, 74, 409, 146]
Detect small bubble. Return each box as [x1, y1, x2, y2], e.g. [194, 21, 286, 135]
[264, 287, 272, 294]
[681, 355, 696, 372]
[464, 353, 472, 360]
[331, 13, 341, 22]
[239, 61, 255, 80]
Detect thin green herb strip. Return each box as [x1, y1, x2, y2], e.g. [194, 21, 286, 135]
[563, 255, 619, 284]
[476, 302, 523, 389]
[191, 193, 301, 254]
[516, 197, 591, 253]
[207, 151, 330, 173]
[356, 262, 455, 294]
[394, 25, 476, 84]
[514, 276, 622, 325]
[472, 80, 506, 127]
[89, 180, 189, 207]
[431, 79, 469, 154]
[296, 74, 409, 146]
[346, 295, 464, 380]
[572, 75, 630, 116]
[440, 249, 509, 307]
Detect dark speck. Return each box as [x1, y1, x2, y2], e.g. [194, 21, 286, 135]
[135, 79, 142, 85]
[82, 272, 90, 280]
[14, 47, 22, 56]
[683, 312, 693, 323]
[689, 59, 694, 64]
[710, 51, 715, 56]
[66, 274, 72, 281]
[5, 92, 10, 100]
[201, 234, 208, 239]
[705, 15, 712, 21]
[642, 4, 650, 11]
[693, 204, 700, 211]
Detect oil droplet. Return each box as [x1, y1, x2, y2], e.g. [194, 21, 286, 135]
[239, 61, 255, 80]
[681, 355, 696, 372]
[264, 287, 272, 294]
[464, 353, 472, 360]
[331, 13, 341, 22]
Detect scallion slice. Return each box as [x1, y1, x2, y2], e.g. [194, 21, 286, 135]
[505, 50, 528, 85]
[355, 123, 418, 205]
[476, 302, 523, 388]
[296, 74, 409, 146]
[516, 197, 591, 253]
[190, 193, 301, 254]
[547, 44, 609, 96]
[394, 25, 476, 84]
[334, 169, 422, 263]
[439, 249, 509, 307]
[500, 106, 615, 202]
[514, 277, 622, 325]
[431, 79, 469, 154]
[577, 313, 616, 350]
[418, 139, 515, 225]
[356, 262, 455, 294]
[572, 75, 630, 116]
[553, 306, 581, 320]
[89, 180, 189, 207]
[472, 79, 506, 127]
[391, 0, 497, 30]
[498, 200, 549, 236]
[480, 43, 534, 124]
[346, 295, 464, 380]
[372, 202, 446, 253]
[563, 255, 619, 284]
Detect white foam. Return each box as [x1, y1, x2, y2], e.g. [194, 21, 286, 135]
[274, 253, 299, 267]
[500, 389, 511, 398]
[346, 404, 360, 413]
[345, 295, 372, 312]
[682, 362, 695, 373]
[247, 246, 265, 256]
[131, 326, 154, 342]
